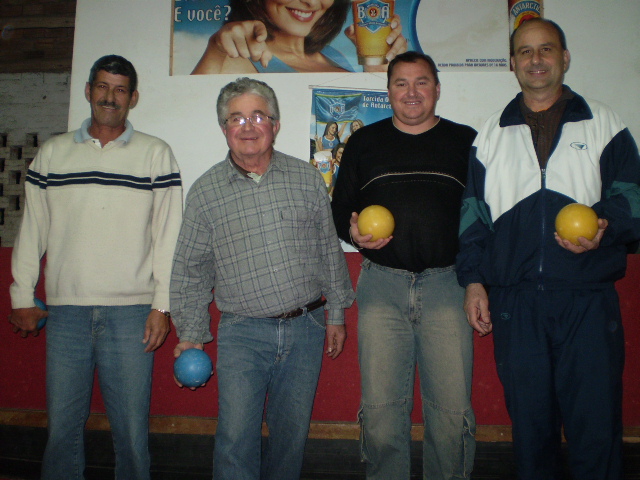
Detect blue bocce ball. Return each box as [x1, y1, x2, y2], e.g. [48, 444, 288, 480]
[174, 349, 213, 388]
[34, 297, 47, 330]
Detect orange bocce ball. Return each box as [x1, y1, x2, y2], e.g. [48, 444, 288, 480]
[358, 205, 395, 241]
[555, 203, 599, 246]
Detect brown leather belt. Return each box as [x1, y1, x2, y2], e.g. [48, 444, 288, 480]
[271, 298, 326, 319]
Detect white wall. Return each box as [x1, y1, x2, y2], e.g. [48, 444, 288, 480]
[69, 0, 640, 193]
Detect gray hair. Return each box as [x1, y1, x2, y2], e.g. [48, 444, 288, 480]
[216, 77, 280, 126]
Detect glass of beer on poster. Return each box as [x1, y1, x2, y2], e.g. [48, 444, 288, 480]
[352, 0, 395, 66]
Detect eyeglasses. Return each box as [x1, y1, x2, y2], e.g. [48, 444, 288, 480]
[224, 113, 275, 127]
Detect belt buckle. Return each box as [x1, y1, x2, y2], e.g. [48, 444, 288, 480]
[275, 308, 298, 319]
[274, 298, 324, 319]
[283, 309, 299, 319]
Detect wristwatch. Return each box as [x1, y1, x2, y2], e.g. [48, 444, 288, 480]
[154, 309, 171, 318]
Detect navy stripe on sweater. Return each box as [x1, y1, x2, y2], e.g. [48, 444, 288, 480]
[26, 170, 181, 190]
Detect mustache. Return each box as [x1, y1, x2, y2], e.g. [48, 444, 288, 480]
[97, 100, 119, 109]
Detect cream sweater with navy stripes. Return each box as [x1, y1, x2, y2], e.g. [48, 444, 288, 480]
[10, 122, 183, 311]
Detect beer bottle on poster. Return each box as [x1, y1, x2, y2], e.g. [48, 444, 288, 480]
[352, 0, 395, 66]
[508, 0, 543, 36]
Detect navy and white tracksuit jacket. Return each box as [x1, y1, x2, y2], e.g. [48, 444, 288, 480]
[457, 88, 640, 291]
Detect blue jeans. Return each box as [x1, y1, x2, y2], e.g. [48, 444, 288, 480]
[357, 259, 475, 480]
[42, 305, 154, 480]
[213, 308, 326, 480]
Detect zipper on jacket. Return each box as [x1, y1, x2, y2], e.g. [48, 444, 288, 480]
[538, 168, 546, 290]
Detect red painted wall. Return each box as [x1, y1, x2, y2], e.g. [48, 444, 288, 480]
[1, 247, 639, 426]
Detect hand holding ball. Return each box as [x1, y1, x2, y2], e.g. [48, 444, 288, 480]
[555, 203, 599, 246]
[174, 349, 213, 388]
[357, 205, 395, 241]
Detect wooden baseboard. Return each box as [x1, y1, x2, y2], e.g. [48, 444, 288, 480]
[1, 409, 639, 443]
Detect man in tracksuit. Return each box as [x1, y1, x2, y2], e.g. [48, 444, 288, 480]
[457, 18, 640, 479]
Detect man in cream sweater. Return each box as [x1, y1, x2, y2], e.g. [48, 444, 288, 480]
[9, 55, 182, 479]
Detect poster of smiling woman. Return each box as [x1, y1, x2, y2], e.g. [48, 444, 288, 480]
[171, 0, 511, 75]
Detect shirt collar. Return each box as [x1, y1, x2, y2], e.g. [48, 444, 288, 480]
[74, 118, 134, 145]
[519, 86, 575, 117]
[500, 85, 592, 128]
[225, 149, 286, 181]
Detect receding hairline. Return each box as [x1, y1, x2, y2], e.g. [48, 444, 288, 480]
[510, 18, 568, 55]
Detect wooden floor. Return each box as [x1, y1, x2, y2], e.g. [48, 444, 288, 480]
[1, 426, 639, 479]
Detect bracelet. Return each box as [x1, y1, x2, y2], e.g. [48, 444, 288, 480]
[154, 309, 171, 318]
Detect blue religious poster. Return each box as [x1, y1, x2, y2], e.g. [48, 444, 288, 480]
[310, 87, 392, 195]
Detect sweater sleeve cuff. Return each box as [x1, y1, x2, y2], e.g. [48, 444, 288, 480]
[10, 287, 37, 310]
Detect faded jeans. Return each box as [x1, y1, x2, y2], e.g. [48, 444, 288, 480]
[357, 259, 475, 480]
[213, 307, 326, 480]
[42, 305, 154, 480]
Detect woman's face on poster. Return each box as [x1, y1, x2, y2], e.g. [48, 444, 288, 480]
[328, 122, 338, 134]
[265, 0, 334, 38]
[335, 147, 344, 162]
